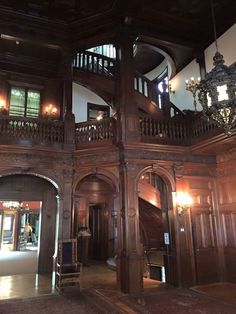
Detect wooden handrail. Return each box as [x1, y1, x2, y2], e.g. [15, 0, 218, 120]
[75, 117, 116, 145]
[134, 72, 160, 107]
[0, 113, 222, 148]
[0, 115, 64, 143]
[73, 51, 115, 78]
[140, 115, 189, 144]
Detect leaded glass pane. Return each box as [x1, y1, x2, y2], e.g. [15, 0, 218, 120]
[9, 88, 25, 116]
[26, 90, 40, 118]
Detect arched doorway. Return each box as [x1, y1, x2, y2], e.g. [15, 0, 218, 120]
[0, 174, 58, 276]
[138, 170, 174, 287]
[74, 173, 117, 289]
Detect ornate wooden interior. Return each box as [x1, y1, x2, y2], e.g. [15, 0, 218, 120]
[0, 0, 236, 295]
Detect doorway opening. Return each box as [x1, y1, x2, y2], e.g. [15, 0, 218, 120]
[0, 201, 41, 253]
[0, 173, 58, 302]
[75, 174, 117, 290]
[138, 171, 172, 287]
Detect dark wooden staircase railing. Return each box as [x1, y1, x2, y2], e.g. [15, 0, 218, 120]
[73, 51, 115, 78]
[134, 72, 160, 107]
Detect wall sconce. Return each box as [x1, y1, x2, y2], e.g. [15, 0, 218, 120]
[185, 77, 200, 112]
[0, 98, 8, 114]
[44, 103, 58, 119]
[168, 83, 175, 94]
[176, 192, 193, 216]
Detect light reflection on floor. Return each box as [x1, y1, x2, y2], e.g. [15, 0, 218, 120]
[0, 273, 55, 300]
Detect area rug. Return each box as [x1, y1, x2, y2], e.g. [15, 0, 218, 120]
[124, 288, 236, 314]
[191, 282, 236, 306]
[0, 293, 102, 314]
[96, 287, 236, 314]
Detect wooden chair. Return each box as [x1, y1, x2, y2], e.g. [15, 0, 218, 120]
[55, 238, 82, 291]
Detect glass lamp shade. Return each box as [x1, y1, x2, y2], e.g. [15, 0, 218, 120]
[198, 51, 236, 135]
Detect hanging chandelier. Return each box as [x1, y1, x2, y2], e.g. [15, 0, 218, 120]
[197, 0, 236, 135]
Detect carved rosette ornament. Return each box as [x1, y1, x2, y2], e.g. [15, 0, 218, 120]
[128, 208, 136, 217]
[63, 210, 70, 220]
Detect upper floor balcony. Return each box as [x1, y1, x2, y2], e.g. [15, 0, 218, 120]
[0, 111, 229, 155]
[0, 49, 233, 155]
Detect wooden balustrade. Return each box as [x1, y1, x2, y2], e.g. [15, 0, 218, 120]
[73, 51, 115, 77]
[0, 115, 64, 144]
[75, 117, 116, 145]
[0, 112, 222, 149]
[140, 115, 189, 144]
[191, 115, 218, 137]
[134, 72, 160, 106]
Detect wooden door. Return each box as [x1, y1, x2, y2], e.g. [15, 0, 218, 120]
[89, 204, 108, 260]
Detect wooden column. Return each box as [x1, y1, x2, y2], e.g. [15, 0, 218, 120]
[117, 160, 143, 294]
[60, 49, 75, 149]
[115, 28, 140, 143]
[59, 169, 74, 240]
[38, 187, 57, 273]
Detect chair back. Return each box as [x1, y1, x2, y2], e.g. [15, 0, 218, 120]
[58, 239, 78, 265]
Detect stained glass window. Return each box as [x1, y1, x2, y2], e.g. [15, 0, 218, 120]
[9, 87, 40, 118]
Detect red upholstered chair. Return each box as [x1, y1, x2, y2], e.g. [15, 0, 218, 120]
[55, 238, 82, 291]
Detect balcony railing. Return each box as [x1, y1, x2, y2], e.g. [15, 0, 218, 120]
[134, 72, 160, 107]
[0, 115, 64, 144]
[73, 51, 115, 77]
[75, 117, 116, 146]
[0, 113, 222, 149]
[140, 115, 189, 144]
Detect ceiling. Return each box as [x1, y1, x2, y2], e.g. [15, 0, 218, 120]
[0, 0, 235, 75]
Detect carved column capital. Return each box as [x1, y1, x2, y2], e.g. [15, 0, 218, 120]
[173, 163, 184, 180]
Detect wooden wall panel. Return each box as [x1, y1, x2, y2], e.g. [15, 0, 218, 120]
[189, 177, 220, 285]
[222, 213, 236, 248]
[217, 152, 236, 283]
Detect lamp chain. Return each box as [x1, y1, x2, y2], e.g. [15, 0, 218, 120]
[210, 0, 218, 52]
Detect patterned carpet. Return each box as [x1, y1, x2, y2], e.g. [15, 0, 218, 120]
[0, 293, 102, 314]
[123, 288, 236, 314]
[1, 286, 236, 314]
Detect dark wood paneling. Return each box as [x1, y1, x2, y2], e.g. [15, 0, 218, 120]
[190, 178, 219, 285]
[192, 212, 219, 284]
[221, 212, 236, 282]
[217, 154, 236, 283]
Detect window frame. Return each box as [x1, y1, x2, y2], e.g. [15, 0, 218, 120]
[87, 102, 110, 121]
[9, 85, 41, 118]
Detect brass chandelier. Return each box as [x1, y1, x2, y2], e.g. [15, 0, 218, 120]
[197, 0, 236, 135]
